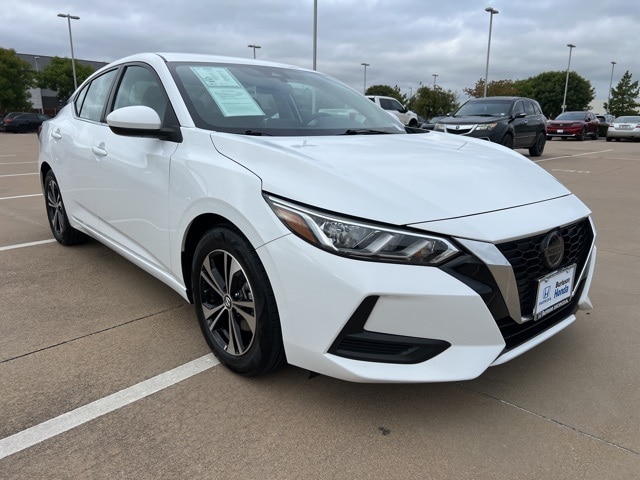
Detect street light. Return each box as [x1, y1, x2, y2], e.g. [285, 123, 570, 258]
[432, 74, 438, 88]
[313, 0, 317, 70]
[608, 61, 617, 115]
[57, 13, 80, 91]
[247, 44, 261, 59]
[561, 43, 576, 113]
[34, 56, 43, 113]
[483, 7, 499, 97]
[361, 62, 370, 94]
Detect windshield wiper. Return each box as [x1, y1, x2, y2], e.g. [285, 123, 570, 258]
[342, 129, 390, 135]
[244, 130, 273, 136]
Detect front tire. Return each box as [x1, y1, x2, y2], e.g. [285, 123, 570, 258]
[44, 170, 87, 245]
[577, 128, 585, 141]
[528, 132, 546, 157]
[500, 133, 514, 149]
[192, 227, 285, 376]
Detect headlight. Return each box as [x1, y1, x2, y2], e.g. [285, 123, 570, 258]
[266, 196, 460, 266]
[475, 123, 497, 131]
[434, 123, 445, 131]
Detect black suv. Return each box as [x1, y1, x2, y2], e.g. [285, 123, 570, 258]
[0, 112, 50, 133]
[434, 96, 547, 156]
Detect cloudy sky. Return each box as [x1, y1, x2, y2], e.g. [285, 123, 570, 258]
[2, 0, 638, 102]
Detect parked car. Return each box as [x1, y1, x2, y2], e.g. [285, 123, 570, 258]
[366, 95, 418, 126]
[546, 111, 599, 140]
[596, 115, 609, 138]
[38, 53, 596, 383]
[433, 97, 547, 156]
[606, 115, 640, 142]
[0, 112, 50, 133]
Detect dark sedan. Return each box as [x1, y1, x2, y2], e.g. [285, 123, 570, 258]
[547, 111, 599, 140]
[0, 112, 50, 133]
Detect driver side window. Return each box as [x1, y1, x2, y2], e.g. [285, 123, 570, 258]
[111, 65, 168, 121]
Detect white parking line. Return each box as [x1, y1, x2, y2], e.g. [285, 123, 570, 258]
[0, 239, 57, 251]
[0, 193, 42, 201]
[0, 173, 38, 178]
[534, 149, 613, 163]
[0, 354, 219, 460]
[0, 162, 36, 165]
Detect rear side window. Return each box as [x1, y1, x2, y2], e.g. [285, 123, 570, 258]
[75, 69, 118, 122]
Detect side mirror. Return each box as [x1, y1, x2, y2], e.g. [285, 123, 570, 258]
[106, 106, 182, 142]
[514, 112, 526, 119]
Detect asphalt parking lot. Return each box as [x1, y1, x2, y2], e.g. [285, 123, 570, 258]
[1, 132, 639, 479]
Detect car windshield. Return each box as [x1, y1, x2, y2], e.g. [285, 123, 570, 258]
[168, 62, 405, 136]
[614, 116, 640, 123]
[555, 112, 585, 121]
[453, 100, 512, 117]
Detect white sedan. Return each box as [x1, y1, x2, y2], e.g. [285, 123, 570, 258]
[38, 53, 596, 382]
[606, 115, 640, 141]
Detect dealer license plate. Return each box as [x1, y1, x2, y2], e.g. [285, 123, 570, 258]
[533, 264, 576, 320]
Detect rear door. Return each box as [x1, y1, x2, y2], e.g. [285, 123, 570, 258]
[48, 68, 119, 230]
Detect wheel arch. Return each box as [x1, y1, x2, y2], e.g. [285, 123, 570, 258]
[39, 161, 52, 189]
[181, 213, 247, 303]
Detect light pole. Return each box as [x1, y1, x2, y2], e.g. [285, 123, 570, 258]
[608, 61, 617, 115]
[561, 43, 576, 113]
[57, 13, 80, 91]
[247, 44, 261, 59]
[313, 0, 317, 70]
[361, 62, 370, 94]
[483, 7, 499, 97]
[34, 56, 43, 113]
[432, 74, 438, 88]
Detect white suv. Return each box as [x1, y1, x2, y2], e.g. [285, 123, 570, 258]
[367, 95, 418, 126]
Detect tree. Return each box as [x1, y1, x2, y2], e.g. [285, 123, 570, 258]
[37, 57, 94, 100]
[0, 47, 35, 111]
[514, 71, 594, 118]
[463, 79, 518, 98]
[605, 71, 640, 117]
[365, 84, 407, 105]
[412, 85, 459, 119]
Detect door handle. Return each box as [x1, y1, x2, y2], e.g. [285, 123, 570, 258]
[51, 130, 62, 140]
[92, 143, 107, 157]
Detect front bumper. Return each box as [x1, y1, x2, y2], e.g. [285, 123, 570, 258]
[257, 197, 596, 383]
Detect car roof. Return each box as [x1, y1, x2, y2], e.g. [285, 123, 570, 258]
[101, 52, 307, 71]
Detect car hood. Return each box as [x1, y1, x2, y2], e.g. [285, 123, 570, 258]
[438, 115, 505, 125]
[210, 132, 569, 225]
[548, 119, 584, 124]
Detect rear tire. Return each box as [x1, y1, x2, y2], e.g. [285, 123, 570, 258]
[192, 227, 285, 376]
[528, 132, 546, 157]
[44, 170, 87, 246]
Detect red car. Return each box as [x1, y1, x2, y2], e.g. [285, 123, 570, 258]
[547, 111, 599, 140]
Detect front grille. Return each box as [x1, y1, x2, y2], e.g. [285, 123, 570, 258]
[442, 218, 594, 352]
[445, 127, 472, 135]
[496, 219, 594, 318]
